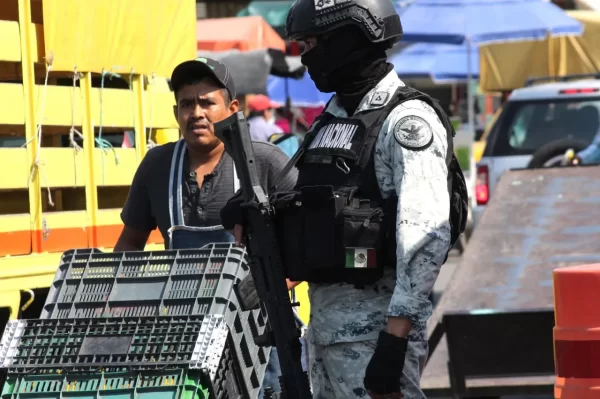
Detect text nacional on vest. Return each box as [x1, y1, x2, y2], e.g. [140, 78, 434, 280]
[308, 122, 360, 150]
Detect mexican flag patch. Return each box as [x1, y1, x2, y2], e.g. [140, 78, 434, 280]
[345, 248, 376, 268]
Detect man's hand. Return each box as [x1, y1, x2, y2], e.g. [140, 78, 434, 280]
[233, 224, 245, 246]
[220, 193, 244, 232]
[366, 318, 411, 398]
[364, 331, 408, 397]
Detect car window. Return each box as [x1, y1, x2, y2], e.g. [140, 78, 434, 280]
[485, 97, 600, 156]
[508, 105, 535, 148]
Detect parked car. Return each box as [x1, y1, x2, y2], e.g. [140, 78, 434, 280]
[472, 73, 600, 229]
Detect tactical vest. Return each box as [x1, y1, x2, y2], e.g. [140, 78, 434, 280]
[272, 86, 468, 285]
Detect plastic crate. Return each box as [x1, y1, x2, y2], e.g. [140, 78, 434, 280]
[0, 315, 258, 399]
[42, 245, 249, 320]
[0, 316, 226, 369]
[0, 363, 250, 399]
[35, 245, 270, 398]
[0, 367, 210, 399]
[190, 310, 267, 399]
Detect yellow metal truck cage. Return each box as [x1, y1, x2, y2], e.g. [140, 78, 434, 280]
[0, 0, 311, 326]
[0, 0, 310, 327]
[0, 0, 193, 320]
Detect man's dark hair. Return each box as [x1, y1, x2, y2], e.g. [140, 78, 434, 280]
[174, 76, 231, 105]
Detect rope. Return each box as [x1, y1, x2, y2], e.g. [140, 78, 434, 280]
[68, 67, 87, 234]
[147, 72, 157, 150]
[20, 289, 35, 312]
[98, 68, 121, 184]
[23, 59, 54, 207]
[69, 67, 83, 152]
[70, 68, 84, 187]
[129, 69, 136, 147]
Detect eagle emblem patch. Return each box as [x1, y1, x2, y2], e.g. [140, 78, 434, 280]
[394, 115, 434, 150]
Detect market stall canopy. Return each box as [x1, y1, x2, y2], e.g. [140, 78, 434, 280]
[195, 49, 305, 96]
[196, 16, 286, 52]
[40, 0, 196, 77]
[480, 10, 600, 92]
[236, 1, 294, 37]
[398, 0, 584, 45]
[390, 42, 479, 84]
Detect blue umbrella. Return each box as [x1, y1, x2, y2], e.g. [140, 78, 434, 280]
[390, 42, 479, 83]
[267, 74, 333, 107]
[397, 0, 584, 45]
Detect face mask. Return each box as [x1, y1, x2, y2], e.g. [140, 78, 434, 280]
[301, 49, 336, 92]
[300, 26, 378, 93]
[267, 115, 276, 124]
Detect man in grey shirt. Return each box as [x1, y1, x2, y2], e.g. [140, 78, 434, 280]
[114, 57, 302, 396]
[115, 58, 297, 250]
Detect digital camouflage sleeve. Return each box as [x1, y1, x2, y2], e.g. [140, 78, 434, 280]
[374, 99, 452, 331]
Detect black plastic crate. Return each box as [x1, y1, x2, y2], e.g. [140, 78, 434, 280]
[34, 245, 271, 398]
[0, 316, 209, 368]
[42, 245, 249, 320]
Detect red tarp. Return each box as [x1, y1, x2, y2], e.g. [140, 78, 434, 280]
[196, 16, 286, 52]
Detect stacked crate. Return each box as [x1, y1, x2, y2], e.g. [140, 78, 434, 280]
[0, 244, 271, 399]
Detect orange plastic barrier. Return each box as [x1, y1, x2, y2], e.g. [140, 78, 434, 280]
[553, 264, 600, 399]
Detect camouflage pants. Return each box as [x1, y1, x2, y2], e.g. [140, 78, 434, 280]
[307, 339, 428, 399]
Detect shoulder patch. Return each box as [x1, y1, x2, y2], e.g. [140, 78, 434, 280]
[394, 115, 434, 150]
[315, 0, 334, 10]
[370, 91, 389, 107]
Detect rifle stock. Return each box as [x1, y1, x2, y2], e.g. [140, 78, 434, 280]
[214, 112, 311, 399]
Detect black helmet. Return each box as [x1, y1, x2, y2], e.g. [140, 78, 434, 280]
[286, 0, 402, 46]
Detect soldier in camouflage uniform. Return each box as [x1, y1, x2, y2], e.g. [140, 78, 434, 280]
[283, 1, 466, 398]
[223, 0, 467, 397]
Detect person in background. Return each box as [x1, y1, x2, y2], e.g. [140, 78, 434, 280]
[247, 94, 285, 142]
[274, 107, 291, 133]
[564, 105, 600, 166]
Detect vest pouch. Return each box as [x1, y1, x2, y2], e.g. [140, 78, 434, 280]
[341, 205, 384, 254]
[271, 190, 304, 279]
[338, 203, 385, 284]
[272, 186, 339, 281]
[300, 185, 339, 271]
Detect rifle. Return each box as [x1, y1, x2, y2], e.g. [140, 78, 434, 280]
[214, 112, 312, 399]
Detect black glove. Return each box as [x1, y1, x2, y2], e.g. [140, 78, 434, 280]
[364, 331, 408, 394]
[220, 191, 245, 231]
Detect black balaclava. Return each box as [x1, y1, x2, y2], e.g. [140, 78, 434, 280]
[301, 25, 394, 115]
